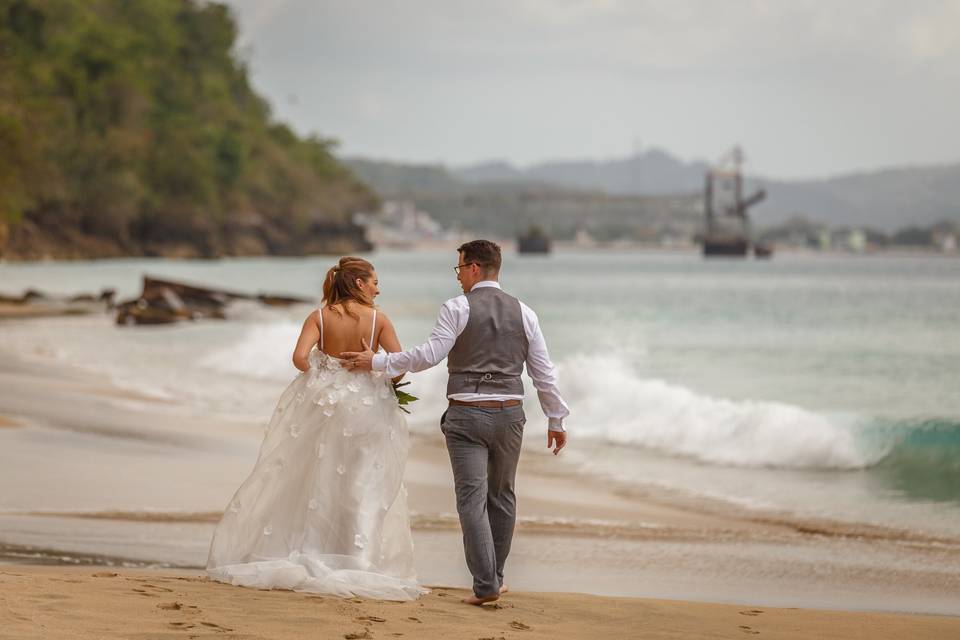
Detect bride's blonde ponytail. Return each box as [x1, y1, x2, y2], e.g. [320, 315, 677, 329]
[322, 257, 375, 319]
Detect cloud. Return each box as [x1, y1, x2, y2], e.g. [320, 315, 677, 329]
[226, 0, 294, 46]
[219, 0, 960, 177]
[899, 0, 960, 62]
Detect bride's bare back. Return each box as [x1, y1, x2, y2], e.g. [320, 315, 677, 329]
[319, 304, 379, 356]
[292, 302, 402, 371]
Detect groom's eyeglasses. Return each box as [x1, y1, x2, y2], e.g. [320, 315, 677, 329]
[453, 262, 479, 275]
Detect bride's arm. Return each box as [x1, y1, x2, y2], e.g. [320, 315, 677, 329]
[376, 314, 405, 383]
[291, 311, 321, 372]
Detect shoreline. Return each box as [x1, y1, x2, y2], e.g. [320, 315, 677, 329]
[13, 501, 960, 547]
[1, 245, 957, 274]
[1, 339, 960, 618]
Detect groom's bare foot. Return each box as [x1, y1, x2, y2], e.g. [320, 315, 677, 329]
[462, 593, 500, 606]
[499, 585, 509, 595]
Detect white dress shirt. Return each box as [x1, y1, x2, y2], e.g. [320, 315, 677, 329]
[371, 281, 569, 431]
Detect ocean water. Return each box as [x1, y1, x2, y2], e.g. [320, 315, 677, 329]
[2, 250, 959, 536]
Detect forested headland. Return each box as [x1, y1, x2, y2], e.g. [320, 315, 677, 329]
[0, 0, 376, 260]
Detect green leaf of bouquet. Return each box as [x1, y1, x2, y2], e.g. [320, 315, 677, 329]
[394, 390, 419, 404]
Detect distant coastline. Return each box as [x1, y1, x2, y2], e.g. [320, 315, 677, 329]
[0, 218, 373, 262]
[1, 236, 957, 265]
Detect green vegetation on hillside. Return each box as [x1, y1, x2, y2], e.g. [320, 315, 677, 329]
[0, 0, 376, 259]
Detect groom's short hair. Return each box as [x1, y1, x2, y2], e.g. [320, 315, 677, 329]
[458, 239, 501, 275]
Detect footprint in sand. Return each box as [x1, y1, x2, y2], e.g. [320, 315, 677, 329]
[509, 621, 531, 631]
[157, 601, 183, 610]
[739, 625, 760, 635]
[406, 616, 422, 623]
[168, 622, 195, 630]
[489, 602, 513, 610]
[739, 610, 764, 617]
[199, 621, 234, 632]
[92, 572, 118, 578]
[131, 588, 158, 597]
[344, 631, 371, 640]
[357, 615, 386, 623]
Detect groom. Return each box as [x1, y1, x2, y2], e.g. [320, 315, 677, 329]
[343, 239, 569, 605]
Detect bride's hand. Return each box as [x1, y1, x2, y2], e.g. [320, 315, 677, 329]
[341, 338, 375, 372]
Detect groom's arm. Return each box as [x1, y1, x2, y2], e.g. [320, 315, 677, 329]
[374, 297, 466, 376]
[344, 297, 467, 375]
[521, 302, 570, 434]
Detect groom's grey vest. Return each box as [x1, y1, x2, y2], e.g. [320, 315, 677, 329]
[446, 287, 529, 396]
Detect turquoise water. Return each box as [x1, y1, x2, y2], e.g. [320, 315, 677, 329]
[2, 250, 959, 534]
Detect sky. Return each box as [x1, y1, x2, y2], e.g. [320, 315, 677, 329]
[221, 0, 960, 180]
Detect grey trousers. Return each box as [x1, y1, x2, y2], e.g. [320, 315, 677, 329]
[440, 404, 525, 598]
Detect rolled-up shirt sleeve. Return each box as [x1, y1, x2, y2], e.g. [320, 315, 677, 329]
[371, 296, 467, 377]
[521, 303, 570, 432]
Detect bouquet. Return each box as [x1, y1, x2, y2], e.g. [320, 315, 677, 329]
[392, 381, 419, 414]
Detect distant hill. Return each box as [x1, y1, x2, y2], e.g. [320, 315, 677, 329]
[752, 165, 960, 231]
[345, 158, 464, 194]
[447, 152, 960, 232]
[343, 157, 701, 240]
[453, 149, 710, 196]
[0, 0, 375, 260]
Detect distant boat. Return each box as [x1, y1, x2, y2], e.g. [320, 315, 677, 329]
[753, 242, 774, 258]
[702, 146, 772, 259]
[703, 236, 750, 257]
[517, 225, 551, 254]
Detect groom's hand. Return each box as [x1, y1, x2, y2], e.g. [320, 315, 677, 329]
[547, 429, 566, 455]
[341, 338, 374, 372]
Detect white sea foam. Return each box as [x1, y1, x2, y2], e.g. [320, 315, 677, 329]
[199, 321, 301, 381]
[200, 325, 887, 470]
[14, 315, 883, 471]
[559, 354, 879, 470]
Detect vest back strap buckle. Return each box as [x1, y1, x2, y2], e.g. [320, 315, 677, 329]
[449, 399, 522, 409]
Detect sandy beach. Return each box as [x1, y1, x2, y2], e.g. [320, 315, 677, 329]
[1, 307, 959, 636]
[3, 565, 960, 640]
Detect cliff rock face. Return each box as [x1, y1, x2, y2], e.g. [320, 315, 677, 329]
[0, 1, 376, 260]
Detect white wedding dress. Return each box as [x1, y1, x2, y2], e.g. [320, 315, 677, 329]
[206, 310, 426, 600]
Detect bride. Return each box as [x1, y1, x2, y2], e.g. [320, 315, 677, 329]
[206, 257, 426, 601]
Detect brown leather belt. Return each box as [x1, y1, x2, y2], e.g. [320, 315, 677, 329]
[449, 399, 522, 409]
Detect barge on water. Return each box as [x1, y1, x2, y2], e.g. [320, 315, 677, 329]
[517, 225, 551, 254]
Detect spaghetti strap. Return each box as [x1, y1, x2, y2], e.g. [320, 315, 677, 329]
[369, 309, 377, 350]
[317, 306, 324, 351]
